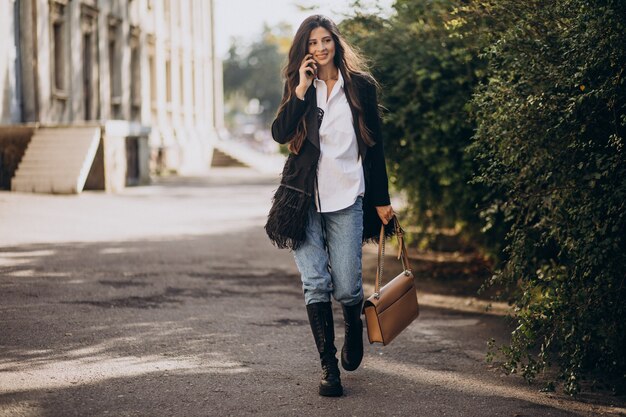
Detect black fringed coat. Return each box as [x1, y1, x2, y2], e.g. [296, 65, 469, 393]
[264, 73, 394, 250]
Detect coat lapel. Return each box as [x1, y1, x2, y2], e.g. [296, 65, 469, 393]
[351, 105, 368, 161]
[345, 80, 368, 161]
[305, 87, 320, 149]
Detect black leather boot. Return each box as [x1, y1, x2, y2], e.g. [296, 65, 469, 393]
[305, 301, 343, 397]
[341, 299, 364, 371]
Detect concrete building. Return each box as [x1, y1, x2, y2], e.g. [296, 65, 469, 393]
[0, 0, 222, 193]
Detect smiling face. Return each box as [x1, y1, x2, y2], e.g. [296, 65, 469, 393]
[308, 27, 336, 67]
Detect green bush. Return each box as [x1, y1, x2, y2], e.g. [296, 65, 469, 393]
[463, 0, 626, 393]
[345, 0, 626, 394]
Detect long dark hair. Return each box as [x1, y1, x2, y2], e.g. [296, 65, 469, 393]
[277, 15, 378, 154]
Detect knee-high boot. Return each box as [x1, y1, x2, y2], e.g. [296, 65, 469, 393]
[341, 298, 364, 371]
[305, 301, 343, 397]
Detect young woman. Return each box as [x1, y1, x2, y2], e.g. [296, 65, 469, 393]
[265, 15, 395, 397]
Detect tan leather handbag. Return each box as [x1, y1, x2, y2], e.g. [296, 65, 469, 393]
[363, 217, 419, 345]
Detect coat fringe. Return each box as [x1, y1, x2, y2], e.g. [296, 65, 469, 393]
[362, 215, 397, 245]
[264, 185, 312, 250]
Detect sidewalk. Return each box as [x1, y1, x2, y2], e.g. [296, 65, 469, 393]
[1, 168, 624, 416]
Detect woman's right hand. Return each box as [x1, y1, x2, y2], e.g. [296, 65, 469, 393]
[296, 54, 317, 100]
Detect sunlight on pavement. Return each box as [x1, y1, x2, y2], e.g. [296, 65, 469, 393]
[4, 270, 71, 278]
[0, 250, 56, 268]
[99, 247, 140, 255]
[419, 293, 511, 316]
[0, 346, 247, 394]
[366, 356, 626, 416]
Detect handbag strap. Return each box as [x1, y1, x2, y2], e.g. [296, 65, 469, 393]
[374, 216, 411, 298]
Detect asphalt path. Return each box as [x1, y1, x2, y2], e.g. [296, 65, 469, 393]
[1, 168, 623, 417]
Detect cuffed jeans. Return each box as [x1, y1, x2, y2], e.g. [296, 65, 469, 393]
[293, 196, 364, 306]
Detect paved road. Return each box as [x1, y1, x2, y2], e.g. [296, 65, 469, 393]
[0, 169, 623, 417]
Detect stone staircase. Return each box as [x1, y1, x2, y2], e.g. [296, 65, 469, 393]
[11, 127, 101, 194]
[210, 148, 246, 167]
[212, 139, 285, 175]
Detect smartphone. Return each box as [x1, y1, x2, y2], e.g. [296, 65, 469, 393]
[307, 55, 317, 77]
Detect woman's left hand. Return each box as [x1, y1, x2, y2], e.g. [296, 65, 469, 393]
[376, 205, 395, 225]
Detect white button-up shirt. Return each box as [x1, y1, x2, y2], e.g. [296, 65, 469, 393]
[313, 70, 365, 213]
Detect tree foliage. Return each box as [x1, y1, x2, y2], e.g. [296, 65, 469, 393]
[341, 0, 496, 249]
[223, 24, 291, 125]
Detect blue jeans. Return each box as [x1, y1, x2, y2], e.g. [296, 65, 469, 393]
[293, 196, 364, 306]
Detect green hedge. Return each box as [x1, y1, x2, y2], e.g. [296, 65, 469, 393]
[343, 0, 626, 394]
[465, 0, 626, 393]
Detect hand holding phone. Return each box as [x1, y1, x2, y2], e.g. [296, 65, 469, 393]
[296, 54, 317, 99]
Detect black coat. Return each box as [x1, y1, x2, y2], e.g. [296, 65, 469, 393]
[264, 73, 394, 250]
